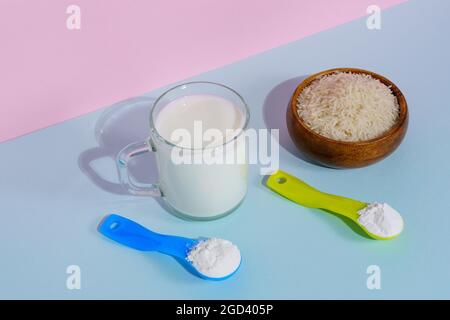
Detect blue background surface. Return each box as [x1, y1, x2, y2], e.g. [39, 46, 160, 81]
[1, 0, 449, 299]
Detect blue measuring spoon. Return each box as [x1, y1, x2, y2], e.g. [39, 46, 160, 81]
[98, 214, 240, 281]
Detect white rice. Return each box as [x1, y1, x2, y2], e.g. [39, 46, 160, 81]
[296, 72, 399, 142]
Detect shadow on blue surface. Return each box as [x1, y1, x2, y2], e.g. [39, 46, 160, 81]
[263, 75, 326, 167]
[77, 97, 172, 213]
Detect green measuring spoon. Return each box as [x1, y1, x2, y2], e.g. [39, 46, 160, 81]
[266, 170, 401, 240]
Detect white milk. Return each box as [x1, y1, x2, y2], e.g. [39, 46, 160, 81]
[153, 94, 248, 219]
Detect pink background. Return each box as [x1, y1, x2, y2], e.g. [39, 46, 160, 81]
[0, 0, 406, 142]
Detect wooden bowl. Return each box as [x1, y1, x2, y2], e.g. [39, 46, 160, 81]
[287, 68, 408, 168]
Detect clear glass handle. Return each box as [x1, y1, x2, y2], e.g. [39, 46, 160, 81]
[116, 139, 161, 197]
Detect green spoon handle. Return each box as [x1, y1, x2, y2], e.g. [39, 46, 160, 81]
[266, 170, 366, 221]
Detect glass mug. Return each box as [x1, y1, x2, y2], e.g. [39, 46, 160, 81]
[117, 82, 250, 220]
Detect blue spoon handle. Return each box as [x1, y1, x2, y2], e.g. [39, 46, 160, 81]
[98, 214, 197, 259]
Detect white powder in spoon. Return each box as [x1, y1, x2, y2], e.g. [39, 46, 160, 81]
[357, 202, 404, 238]
[187, 238, 241, 278]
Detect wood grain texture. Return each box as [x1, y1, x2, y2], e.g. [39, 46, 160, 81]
[287, 68, 408, 168]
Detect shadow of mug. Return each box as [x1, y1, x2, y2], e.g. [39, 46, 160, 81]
[78, 96, 159, 196]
